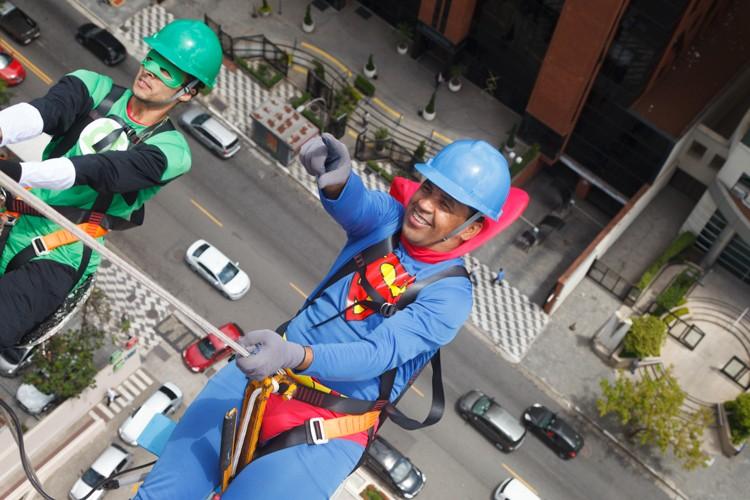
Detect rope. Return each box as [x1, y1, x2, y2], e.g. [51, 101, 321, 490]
[0, 171, 250, 358]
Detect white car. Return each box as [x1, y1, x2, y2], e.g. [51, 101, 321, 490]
[494, 477, 541, 500]
[16, 382, 58, 415]
[69, 443, 131, 500]
[185, 239, 251, 300]
[118, 383, 183, 446]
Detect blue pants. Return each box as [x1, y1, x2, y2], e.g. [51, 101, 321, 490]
[134, 362, 364, 500]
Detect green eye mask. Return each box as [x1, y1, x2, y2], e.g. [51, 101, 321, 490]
[141, 50, 187, 89]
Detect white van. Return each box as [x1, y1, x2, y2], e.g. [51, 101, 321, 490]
[494, 477, 541, 500]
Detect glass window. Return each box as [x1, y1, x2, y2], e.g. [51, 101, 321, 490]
[218, 263, 239, 284]
[81, 467, 105, 488]
[470, 396, 491, 417]
[197, 337, 217, 358]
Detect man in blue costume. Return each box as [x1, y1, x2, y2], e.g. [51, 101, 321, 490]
[135, 134, 527, 499]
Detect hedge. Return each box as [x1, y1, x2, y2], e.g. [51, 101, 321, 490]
[354, 74, 375, 97]
[236, 58, 284, 89]
[725, 393, 750, 445]
[290, 92, 311, 109]
[636, 232, 697, 291]
[655, 269, 698, 314]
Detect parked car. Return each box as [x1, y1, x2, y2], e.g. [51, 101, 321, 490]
[0, 344, 37, 377]
[0, 2, 40, 45]
[0, 48, 25, 86]
[493, 477, 541, 500]
[118, 383, 183, 446]
[179, 106, 241, 159]
[75, 23, 126, 66]
[456, 390, 526, 452]
[69, 443, 132, 500]
[16, 382, 59, 415]
[182, 322, 243, 372]
[364, 436, 425, 499]
[522, 404, 584, 459]
[185, 239, 250, 300]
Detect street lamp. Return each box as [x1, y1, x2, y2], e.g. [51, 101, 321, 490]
[295, 97, 327, 113]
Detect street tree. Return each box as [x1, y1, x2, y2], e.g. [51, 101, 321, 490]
[23, 287, 113, 398]
[725, 392, 750, 444]
[597, 367, 714, 470]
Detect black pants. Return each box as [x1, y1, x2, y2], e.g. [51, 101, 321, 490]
[0, 259, 76, 348]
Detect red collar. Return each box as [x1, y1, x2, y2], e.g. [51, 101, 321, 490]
[390, 177, 529, 263]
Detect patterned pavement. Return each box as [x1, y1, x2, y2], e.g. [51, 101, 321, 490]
[94, 4, 548, 362]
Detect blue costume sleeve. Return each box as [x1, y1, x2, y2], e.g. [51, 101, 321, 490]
[302, 276, 473, 381]
[320, 173, 403, 240]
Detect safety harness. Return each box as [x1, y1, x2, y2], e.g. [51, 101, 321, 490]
[253, 233, 468, 461]
[0, 84, 175, 286]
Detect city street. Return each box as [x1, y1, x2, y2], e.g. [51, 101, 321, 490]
[0, 1, 671, 499]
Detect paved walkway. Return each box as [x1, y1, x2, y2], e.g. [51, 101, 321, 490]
[73, 0, 547, 362]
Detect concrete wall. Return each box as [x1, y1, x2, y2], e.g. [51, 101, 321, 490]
[0, 353, 142, 499]
[677, 124, 729, 187]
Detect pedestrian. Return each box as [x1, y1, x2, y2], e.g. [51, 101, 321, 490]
[0, 20, 223, 349]
[494, 267, 505, 285]
[106, 388, 120, 407]
[135, 136, 527, 499]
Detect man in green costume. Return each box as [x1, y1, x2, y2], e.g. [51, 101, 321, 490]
[0, 19, 223, 346]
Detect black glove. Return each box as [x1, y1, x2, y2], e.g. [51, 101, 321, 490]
[0, 159, 22, 183]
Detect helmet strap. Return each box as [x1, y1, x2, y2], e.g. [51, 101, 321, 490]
[440, 211, 484, 243]
[167, 79, 200, 103]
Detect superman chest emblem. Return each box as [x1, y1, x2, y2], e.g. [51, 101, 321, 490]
[345, 253, 415, 321]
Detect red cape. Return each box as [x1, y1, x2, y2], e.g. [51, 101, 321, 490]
[390, 177, 529, 263]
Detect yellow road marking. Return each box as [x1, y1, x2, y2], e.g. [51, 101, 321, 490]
[501, 463, 538, 495]
[432, 130, 452, 144]
[0, 36, 53, 85]
[289, 282, 308, 298]
[300, 42, 352, 77]
[346, 128, 358, 139]
[372, 97, 400, 119]
[410, 384, 424, 398]
[190, 199, 223, 227]
[292, 64, 307, 75]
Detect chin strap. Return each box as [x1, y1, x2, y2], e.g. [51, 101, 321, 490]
[152, 79, 200, 105]
[438, 211, 485, 244]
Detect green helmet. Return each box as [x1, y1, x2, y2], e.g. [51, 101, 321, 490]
[143, 19, 223, 89]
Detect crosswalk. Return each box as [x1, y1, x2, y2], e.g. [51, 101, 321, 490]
[88, 369, 154, 422]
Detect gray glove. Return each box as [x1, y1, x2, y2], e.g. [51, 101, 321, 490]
[235, 329, 306, 381]
[299, 133, 351, 189]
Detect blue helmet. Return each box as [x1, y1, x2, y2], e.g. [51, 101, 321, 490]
[415, 140, 510, 220]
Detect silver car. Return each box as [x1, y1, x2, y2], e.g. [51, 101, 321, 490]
[0, 344, 36, 377]
[456, 390, 527, 452]
[16, 382, 58, 415]
[179, 106, 241, 159]
[185, 239, 251, 300]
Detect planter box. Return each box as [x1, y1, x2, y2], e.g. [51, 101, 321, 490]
[717, 403, 746, 457]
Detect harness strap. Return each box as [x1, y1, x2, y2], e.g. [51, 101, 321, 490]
[6, 222, 108, 272]
[48, 84, 127, 159]
[5, 198, 142, 230]
[291, 385, 387, 414]
[254, 410, 381, 460]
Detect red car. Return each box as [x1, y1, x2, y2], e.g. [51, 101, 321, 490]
[0, 48, 25, 86]
[182, 322, 243, 373]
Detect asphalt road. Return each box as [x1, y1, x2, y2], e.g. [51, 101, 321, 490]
[1, 1, 669, 498]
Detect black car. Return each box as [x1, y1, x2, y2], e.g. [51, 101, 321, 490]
[0, 2, 40, 45]
[522, 404, 584, 459]
[364, 437, 425, 499]
[76, 23, 126, 66]
[457, 390, 527, 451]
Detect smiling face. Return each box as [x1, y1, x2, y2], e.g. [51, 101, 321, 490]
[131, 51, 192, 106]
[402, 180, 483, 252]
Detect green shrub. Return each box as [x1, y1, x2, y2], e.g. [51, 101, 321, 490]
[637, 232, 697, 290]
[304, 4, 313, 25]
[655, 270, 698, 314]
[365, 160, 393, 183]
[312, 59, 325, 80]
[354, 74, 375, 97]
[290, 92, 311, 109]
[332, 85, 361, 118]
[413, 140, 427, 163]
[235, 58, 284, 89]
[622, 314, 667, 358]
[425, 90, 436, 114]
[374, 127, 389, 141]
[259, 0, 272, 14]
[510, 143, 540, 178]
[302, 109, 323, 131]
[366, 54, 375, 71]
[726, 393, 750, 445]
[672, 307, 690, 318]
